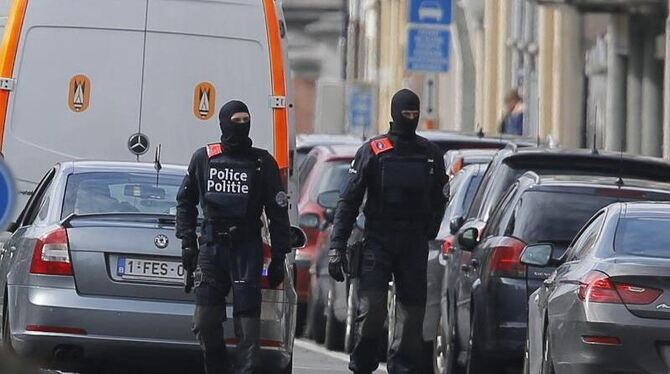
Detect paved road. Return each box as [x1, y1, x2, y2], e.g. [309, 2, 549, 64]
[293, 339, 387, 374]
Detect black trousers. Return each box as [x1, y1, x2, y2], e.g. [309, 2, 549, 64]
[349, 224, 428, 374]
[192, 233, 263, 374]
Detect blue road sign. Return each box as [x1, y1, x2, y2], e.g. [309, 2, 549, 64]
[346, 83, 375, 137]
[407, 28, 450, 73]
[409, 0, 451, 25]
[0, 160, 15, 231]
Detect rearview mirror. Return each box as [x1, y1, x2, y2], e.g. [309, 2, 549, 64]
[124, 184, 166, 200]
[520, 244, 554, 267]
[317, 190, 339, 210]
[450, 216, 465, 234]
[458, 227, 479, 252]
[290, 226, 307, 249]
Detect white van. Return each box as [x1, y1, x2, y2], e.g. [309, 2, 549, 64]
[0, 0, 297, 220]
[0, 0, 298, 372]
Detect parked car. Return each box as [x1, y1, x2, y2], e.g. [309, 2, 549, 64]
[295, 134, 362, 170]
[524, 202, 670, 374]
[0, 161, 305, 373]
[422, 163, 487, 373]
[297, 145, 358, 333]
[440, 172, 670, 374]
[443, 149, 496, 177]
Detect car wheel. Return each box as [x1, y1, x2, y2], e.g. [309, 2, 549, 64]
[279, 356, 293, 374]
[541, 332, 555, 374]
[434, 315, 462, 374]
[1, 297, 12, 352]
[325, 289, 344, 351]
[465, 310, 493, 374]
[296, 302, 307, 337]
[344, 280, 358, 354]
[522, 331, 530, 374]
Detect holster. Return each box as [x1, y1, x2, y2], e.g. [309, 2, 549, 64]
[347, 241, 364, 279]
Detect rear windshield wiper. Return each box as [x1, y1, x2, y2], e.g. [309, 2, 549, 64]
[60, 213, 178, 227]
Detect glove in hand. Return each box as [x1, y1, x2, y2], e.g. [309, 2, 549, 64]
[182, 247, 198, 273]
[328, 248, 348, 282]
[267, 257, 285, 289]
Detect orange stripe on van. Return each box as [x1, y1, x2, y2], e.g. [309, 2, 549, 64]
[0, 0, 28, 151]
[262, 0, 288, 170]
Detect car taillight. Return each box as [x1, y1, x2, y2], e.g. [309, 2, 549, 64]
[30, 227, 73, 276]
[442, 236, 454, 256]
[489, 237, 526, 278]
[579, 271, 662, 305]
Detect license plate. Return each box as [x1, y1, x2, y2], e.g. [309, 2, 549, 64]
[117, 257, 184, 283]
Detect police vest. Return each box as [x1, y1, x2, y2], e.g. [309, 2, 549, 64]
[370, 137, 435, 219]
[203, 143, 259, 221]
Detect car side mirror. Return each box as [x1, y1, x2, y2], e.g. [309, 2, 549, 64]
[355, 214, 366, 231]
[290, 226, 307, 249]
[520, 243, 554, 267]
[299, 213, 320, 229]
[458, 227, 479, 252]
[449, 216, 465, 234]
[317, 190, 339, 210]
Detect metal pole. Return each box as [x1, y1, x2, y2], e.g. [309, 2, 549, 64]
[627, 15, 643, 155]
[663, 0, 670, 158]
[605, 14, 627, 152]
[641, 21, 663, 157]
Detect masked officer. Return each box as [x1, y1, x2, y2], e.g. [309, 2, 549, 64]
[176, 100, 291, 374]
[329, 89, 447, 374]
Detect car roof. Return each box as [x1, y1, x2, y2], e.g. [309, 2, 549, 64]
[517, 173, 670, 194]
[61, 161, 187, 176]
[621, 202, 670, 215]
[498, 148, 670, 183]
[309, 144, 359, 159]
[296, 134, 362, 149]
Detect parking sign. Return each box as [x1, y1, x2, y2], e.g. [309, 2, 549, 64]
[409, 0, 452, 25]
[0, 159, 15, 231]
[407, 28, 451, 73]
[346, 82, 376, 137]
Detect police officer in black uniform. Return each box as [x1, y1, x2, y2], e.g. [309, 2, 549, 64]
[176, 100, 291, 374]
[329, 89, 447, 374]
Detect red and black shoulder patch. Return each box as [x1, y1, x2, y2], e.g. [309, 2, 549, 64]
[370, 137, 394, 156]
[206, 143, 223, 158]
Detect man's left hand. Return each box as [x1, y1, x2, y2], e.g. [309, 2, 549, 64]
[267, 257, 285, 289]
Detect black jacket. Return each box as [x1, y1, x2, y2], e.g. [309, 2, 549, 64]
[330, 133, 447, 250]
[176, 144, 291, 259]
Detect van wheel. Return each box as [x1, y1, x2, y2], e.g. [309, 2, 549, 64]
[324, 289, 344, 351]
[2, 297, 12, 352]
[344, 281, 358, 354]
[306, 290, 326, 344]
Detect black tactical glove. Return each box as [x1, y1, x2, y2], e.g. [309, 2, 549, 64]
[267, 257, 285, 289]
[328, 248, 348, 282]
[182, 246, 199, 273]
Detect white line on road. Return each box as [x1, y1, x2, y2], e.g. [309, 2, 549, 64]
[294, 339, 388, 373]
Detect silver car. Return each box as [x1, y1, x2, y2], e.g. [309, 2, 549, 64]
[0, 161, 302, 373]
[523, 202, 670, 374]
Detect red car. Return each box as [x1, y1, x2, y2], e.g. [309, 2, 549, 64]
[296, 144, 359, 331]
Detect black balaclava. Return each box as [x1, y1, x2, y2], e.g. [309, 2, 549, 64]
[389, 89, 421, 139]
[219, 100, 252, 152]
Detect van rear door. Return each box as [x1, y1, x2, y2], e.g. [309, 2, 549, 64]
[138, 0, 275, 165]
[3, 0, 148, 194]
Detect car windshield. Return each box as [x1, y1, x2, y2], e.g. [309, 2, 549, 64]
[61, 172, 186, 218]
[310, 160, 351, 200]
[507, 190, 631, 245]
[615, 213, 670, 258]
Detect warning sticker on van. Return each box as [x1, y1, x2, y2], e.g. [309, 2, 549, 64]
[194, 82, 216, 120]
[68, 75, 91, 113]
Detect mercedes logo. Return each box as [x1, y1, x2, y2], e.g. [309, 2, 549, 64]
[128, 133, 150, 156]
[154, 234, 169, 249]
